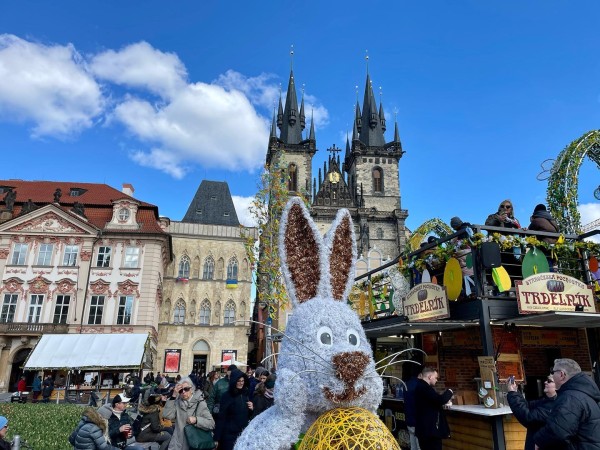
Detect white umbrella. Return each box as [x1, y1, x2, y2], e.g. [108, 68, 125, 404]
[217, 359, 247, 367]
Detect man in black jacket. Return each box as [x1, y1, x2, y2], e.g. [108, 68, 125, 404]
[534, 358, 600, 450]
[415, 367, 453, 450]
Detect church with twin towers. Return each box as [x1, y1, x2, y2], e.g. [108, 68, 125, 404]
[266, 66, 409, 273]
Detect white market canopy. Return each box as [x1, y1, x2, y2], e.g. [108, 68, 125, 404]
[24, 333, 149, 371]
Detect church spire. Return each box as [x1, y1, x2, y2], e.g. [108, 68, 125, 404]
[378, 90, 386, 133]
[279, 70, 303, 144]
[309, 110, 315, 141]
[359, 73, 385, 147]
[352, 118, 359, 141]
[270, 108, 277, 139]
[299, 87, 306, 130]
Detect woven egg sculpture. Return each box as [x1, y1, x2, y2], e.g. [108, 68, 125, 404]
[298, 407, 401, 450]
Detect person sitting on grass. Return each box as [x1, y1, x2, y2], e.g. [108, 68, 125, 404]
[69, 407, 119, 450]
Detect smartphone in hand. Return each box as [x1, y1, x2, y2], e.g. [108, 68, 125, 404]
[507, 375, 515, 384]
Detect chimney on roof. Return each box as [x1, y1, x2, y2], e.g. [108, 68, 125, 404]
[122, 183, 135, 197]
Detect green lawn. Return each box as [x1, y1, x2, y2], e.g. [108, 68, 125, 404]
[0, 403, 84, 450]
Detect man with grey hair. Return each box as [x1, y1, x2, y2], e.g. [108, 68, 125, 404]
[534, 358, 600, 450]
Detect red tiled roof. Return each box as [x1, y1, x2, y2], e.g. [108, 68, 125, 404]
[0, 180, 165, 234]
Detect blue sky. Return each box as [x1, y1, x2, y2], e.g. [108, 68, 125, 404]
[0, 0, 599, 233]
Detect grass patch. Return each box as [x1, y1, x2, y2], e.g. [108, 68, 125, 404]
[0, 403, 84, 450]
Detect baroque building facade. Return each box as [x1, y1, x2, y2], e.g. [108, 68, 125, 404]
[157, 181, 254, 377]
[0, 180, 171, 391]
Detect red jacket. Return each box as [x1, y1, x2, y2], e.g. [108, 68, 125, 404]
[17, 379, 26, 392]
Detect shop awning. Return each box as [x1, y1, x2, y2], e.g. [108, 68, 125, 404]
[363, 319, 479, 338]
[493, 311, 600, 329]
[24, 333, 149, 370]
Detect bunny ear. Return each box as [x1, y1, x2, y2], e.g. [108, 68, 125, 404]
[324, 209, 356, 301]
[279, 198, 324, 305]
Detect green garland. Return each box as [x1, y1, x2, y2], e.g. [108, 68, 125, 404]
[547, 130, 600, 234]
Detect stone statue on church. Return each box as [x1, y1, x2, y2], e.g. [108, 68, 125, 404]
[21, 199, 39, 215]
[3, 189, 16, 212]
[71, 202, 86, 217]
[53, 188, 62, 203]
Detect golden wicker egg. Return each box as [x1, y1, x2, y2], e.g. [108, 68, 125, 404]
[298, 406, 401, 450]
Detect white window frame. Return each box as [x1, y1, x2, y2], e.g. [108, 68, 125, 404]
[178, 256, 191, 278]
[124, 247, 140, 268]
[53, 295, 70, 324]
[37, 243, 54, 266]
[11, 243, 28, 265]
[96, 246, 112, 268]
[88, 295, 105, 325]
[117, 295, 134, 325]
[28, 294, 44, 323]
[63, 245, 79, 266]
[1, 294, 18, 323]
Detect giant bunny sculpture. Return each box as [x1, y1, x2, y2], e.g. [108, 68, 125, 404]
[234, 198, 384, 450]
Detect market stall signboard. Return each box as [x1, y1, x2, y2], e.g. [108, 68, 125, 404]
[164, 349, 181, 373]
[403, 283, 449, 321]
[520, 329, 579, 347]
[515, 273, 594, 313]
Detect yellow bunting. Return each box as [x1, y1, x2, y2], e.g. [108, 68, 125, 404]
[297, 407, 400, 450]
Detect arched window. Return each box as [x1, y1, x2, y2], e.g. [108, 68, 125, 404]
[288, 163, 298, 192]
[227, 257, 238, 281]
[224, 300, 236, 325]
[203, 256, 214, 280]
[178, 256, 190, 278]
[376, 228, 384, 239]
[372, 167, 383, 193]
[199, 299, 211, 325]
[173, 300, 185, 324]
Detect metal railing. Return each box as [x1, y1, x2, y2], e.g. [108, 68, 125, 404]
[0, 322, 68, 334]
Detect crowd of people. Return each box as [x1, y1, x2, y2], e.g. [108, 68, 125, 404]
[62, 365, 276, 450]
[403, 359, 600, 450]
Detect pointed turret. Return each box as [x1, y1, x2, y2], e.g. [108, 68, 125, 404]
[277, 95, 283, 128]
[379, 101, 386, 132]
[355, 101, 362, 133]
[270, 109, 278, 140]
[299, 94, 306, 130]
[352, 119, 359, 141]
[308, 110, 315, 141]
[279, 70, 303, 144]
[394, 120, 401, 145]
[359, 74, 386, 147]
[345, 133, 350, 158]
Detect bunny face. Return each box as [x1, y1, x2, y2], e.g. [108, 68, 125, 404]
[276, 197, 383, 413]
[279, 297, 383, 412]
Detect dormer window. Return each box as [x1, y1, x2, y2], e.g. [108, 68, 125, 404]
[224, 212, 229, 217]
[118, 208, 130, 222]
[69, 188, 87, 197]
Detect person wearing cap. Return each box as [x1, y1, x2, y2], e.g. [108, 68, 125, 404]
[0, 416, 10, 450]
[69, 407, 119, 450]
[98, 393, 145, 450]
[206, 365, 237, 416]
[162, 376, 214, 450]
[136, 392, 172, 450]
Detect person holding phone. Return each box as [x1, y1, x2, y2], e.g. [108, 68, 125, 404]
[162, 377, 214, 450]
[507, 374, 557, 450]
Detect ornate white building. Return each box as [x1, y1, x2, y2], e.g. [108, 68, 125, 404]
[0, 180, 171, 391]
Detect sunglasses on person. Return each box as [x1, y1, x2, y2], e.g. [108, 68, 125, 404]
[500, 204, 512, 209]
[550, 369, 562, 375]
[181, 386, 192, 392]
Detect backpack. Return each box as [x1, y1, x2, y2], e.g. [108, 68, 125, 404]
[131, 414, 144, 438]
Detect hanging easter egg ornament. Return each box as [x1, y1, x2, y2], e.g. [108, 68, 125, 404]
[492, 266, 511, 293]
[443, 257, 462, 300]
[522, 247, 550, 278]
[590, 256, 599, 273]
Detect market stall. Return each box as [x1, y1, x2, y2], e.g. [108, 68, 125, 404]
[23, 333, 151, 403]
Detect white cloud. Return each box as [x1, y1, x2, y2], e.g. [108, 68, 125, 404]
[215, 70, 329, 128]
[579, 202, 600, 243]
[115, 83, 269, 175]
[90, 42, 187, 99]
[130, 148, 187, 179]
[232, 195, 257, 227]
[0, 34, 103, 137]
